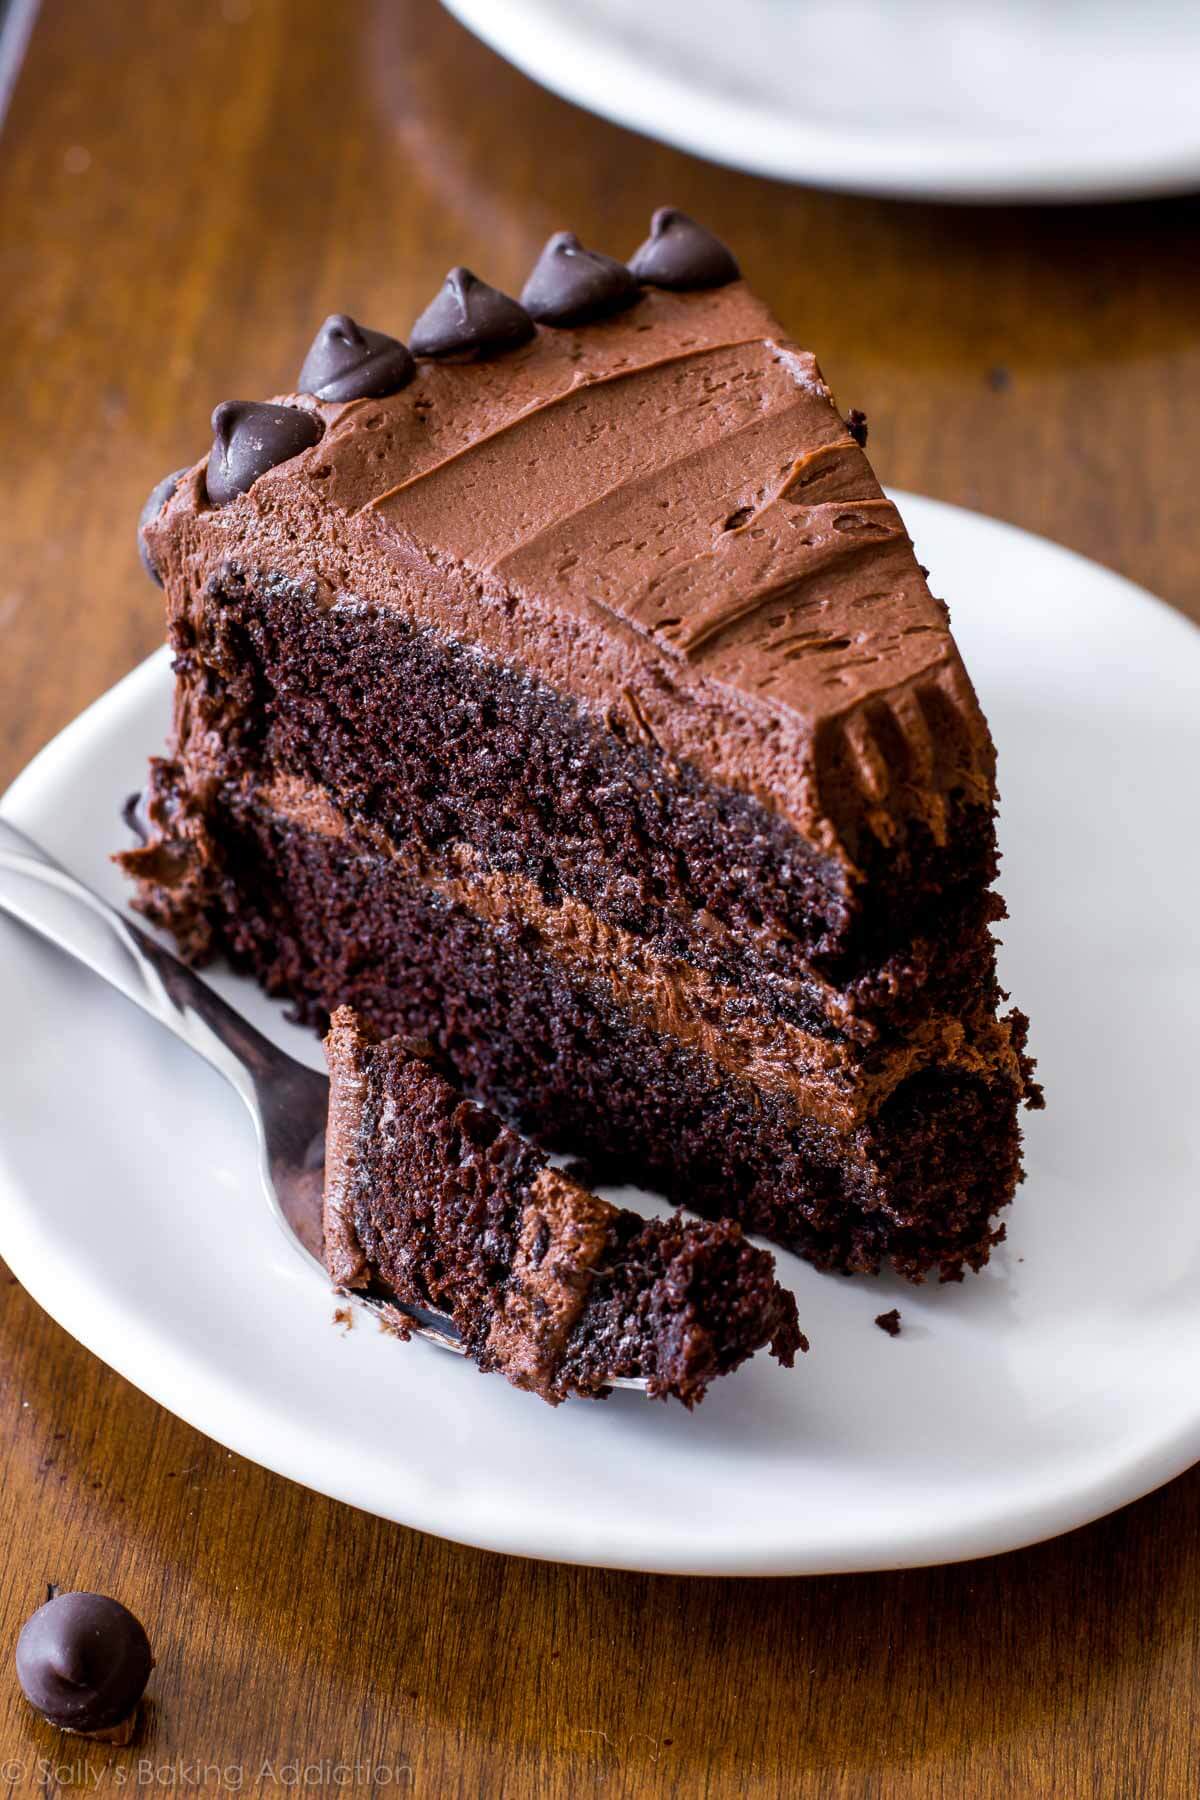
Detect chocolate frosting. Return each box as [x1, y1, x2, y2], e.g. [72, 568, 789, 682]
[205, 401, 324, 506]
[486, 1168, 615, 1393]
[265, 773, 1022, 1132]
[628, 208, 739, 289]
[322, 1006, 371, 1288]
[144, 279, 995, 871]
[297, 314, 415, 402]
[521, 231, 640, 326]
[410, 267, 534, 359]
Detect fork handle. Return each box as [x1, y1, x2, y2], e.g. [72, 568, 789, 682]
[0, 815, 274, 1104]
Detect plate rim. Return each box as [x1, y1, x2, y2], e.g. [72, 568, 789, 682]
[1, 490, 1199, 1576]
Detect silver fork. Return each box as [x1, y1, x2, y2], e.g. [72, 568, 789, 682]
[0, 814, 647, 1388]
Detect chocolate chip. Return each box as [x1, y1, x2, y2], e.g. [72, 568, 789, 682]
[297, 313, 415, 402]
[627, 208, 739, 290]
[121, 788, 151, 843]
[845, 408, 868, 448]
[16, 1592, 153, 1739]
[875, 1308, 902, 1337]
[205, 401, 324, 507]
[136, 468, 187, 586]
[530, 1216, 551, 1267]
[521, 232, 640, 327]
[410, 268, 534, 360]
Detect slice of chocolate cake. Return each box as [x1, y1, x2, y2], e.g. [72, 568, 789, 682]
[324, 1008, 803, 1405]
[122, 208, 1039, 1285]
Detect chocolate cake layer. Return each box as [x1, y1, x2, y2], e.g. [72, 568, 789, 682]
[158, 561, 1001, 1039]
[144, 782, 1029, 1280]
[325, 1009, 804, 1404]
[125, 761, 1021, 1134]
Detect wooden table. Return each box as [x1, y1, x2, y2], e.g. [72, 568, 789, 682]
[2, 3, 1198, 1792]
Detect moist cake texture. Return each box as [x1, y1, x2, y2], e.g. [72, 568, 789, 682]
[324, 1007, 804, 1405]
[123, 208, 1039, 1284]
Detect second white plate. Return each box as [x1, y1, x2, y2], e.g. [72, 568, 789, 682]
[442, 0, 1200, 202]
[0, 492, 1198, 1575]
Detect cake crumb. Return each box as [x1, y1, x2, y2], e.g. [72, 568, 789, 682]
[875, 1309, 902, 1338]
[333, 1305, 354, 1332]
[376, 1308, 413, 1341]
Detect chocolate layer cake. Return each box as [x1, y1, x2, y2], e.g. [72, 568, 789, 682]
[325, 1008, 803, 1405]
[124, 208, 1039, 1284]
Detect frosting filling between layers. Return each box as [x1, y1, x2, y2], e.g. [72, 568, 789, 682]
[177, 784, 1029, 1279]
[323, 1007, 371, 1289]
[485, 1168, 616, 1392]
[259, 771, 1023, 1133]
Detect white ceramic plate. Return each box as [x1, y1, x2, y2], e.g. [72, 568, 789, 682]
[442, 0, 1200, 202]
[0, 492, 1197, 1576]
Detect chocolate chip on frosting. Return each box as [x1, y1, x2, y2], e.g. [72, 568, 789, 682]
[409, 268, 535, 360]
[137, 467, 187, 586]
[205, 401, 324, 507]
[16, 1591, 154, 1744]
[520, 231, 640, 327]
[297, 314, 416, 402]
[627, 207, 740, 290]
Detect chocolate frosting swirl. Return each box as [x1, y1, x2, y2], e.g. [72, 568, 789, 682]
[298, 314, 415, 402]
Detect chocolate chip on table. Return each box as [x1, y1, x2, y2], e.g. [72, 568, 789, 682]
[627, 207, 740, 290]
[409, 268, 535, 360]
[136, 467, 187, 585]
[297, 313, 415, 402]
[875, 1308, 902, 1337]
[205, 401, 324, 506]
[15, 1591, 154, 1744]
[521, 232, 640, 327]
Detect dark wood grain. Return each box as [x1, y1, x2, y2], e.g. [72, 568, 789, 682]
[2, 3, 1199, 1793]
